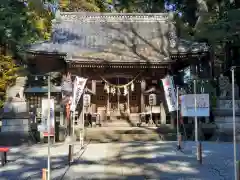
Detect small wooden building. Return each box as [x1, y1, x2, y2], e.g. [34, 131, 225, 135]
[26, 12, 210, 126]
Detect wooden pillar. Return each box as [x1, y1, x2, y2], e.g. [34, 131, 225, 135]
[141, 80, 146, 112]
[117, 88, 120, 112]
[115, 77, 120, 118]
[91, 80, 96, 113]
[78, 68, 83, 125]
[127, 85, 130, 114]
[126, 78, 130, 114]
[107, 92, 110, 116]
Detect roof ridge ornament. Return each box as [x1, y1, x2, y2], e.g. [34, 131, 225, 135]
[59, 12, 170, 22]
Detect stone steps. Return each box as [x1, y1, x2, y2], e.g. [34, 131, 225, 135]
[75, 126, 177, 143]
[101, 120, 136, 127]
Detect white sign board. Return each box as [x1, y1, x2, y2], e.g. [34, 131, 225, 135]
[40, 99, 55, 136]
[162, 75, 177, 112]
[149, 94, 157, 106]
[180, 94, 209, 117]
[83, 94, 91, 107]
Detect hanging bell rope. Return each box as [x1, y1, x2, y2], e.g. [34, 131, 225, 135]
[100, 73, 141, 88]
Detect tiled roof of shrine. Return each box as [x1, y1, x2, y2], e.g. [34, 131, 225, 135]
[27, 12, 209, 63]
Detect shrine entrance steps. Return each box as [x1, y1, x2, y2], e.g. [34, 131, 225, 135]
[100, 113, 161, 127]
[100, 113, 140, 127]
[75, 125, 176, 143]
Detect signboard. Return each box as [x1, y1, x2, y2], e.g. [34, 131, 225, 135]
[161, 75, 177, 112]
[39, 99, 55, 136]
[83, 94, 91, 107]
[149, 94, 157, 106]
[70, 76, 88, 111]
[180, 94, 209, 117]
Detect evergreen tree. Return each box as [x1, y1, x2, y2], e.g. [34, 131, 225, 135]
[0, 0, 54, 107]
[59, 0, 109, 12]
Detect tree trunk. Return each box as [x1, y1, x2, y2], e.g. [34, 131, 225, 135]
[194, 0, 208, 30]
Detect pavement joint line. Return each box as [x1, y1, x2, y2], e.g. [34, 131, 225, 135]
[174, 142, 232, 180]
[206, 157, 232, 180]
[58, 140, 92, 180]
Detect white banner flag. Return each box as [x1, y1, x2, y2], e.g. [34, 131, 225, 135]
[162, 75, 177, 112]
[39, 99, 55, 136]
[70, 76, 88, 111]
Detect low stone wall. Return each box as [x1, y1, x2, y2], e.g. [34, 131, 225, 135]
[1, 118, 29, 133]
[0, 132, 30, 146]
[0, 118, 31, 146]
[214, 115, 240, 134]
[214, 99, 240, 135]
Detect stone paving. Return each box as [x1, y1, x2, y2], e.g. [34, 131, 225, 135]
[0, 141, 237, 180]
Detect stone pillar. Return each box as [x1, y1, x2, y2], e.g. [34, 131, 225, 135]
[141, 80, 146, 112]
[91, 80, 96, 113]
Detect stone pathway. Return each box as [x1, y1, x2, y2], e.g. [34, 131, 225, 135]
[60, 141, 236, 180]
[0, 143, 85, 180]
[0, 141, 237, 180]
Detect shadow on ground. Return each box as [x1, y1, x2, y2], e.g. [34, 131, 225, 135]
[55, 142, 235, 180]
[0, 140, 236, 179]
[0, 143, 86, 180]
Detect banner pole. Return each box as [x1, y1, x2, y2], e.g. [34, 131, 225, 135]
[194, 79, 198, 143]
[232, 67, 237, 180]
[47, 75, 51, 180]
[82, 89, 85, 146]
[176, 86, 180, 150]
[194, 79, 202, 163]
[72, 111, 75, 140]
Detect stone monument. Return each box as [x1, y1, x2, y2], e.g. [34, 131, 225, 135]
[214, 74, 240, 140]
[1, 77, 30, 145]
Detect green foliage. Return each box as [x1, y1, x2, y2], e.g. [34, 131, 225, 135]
[107, 0, 165, 13]
[0, 0, 53, 53]
[59, 0, 109, 12]
[0, 55, 18, 107]
[0, 0, 54, 106]
[188, 79, 217, 107]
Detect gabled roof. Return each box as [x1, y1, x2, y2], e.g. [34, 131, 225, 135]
[27, 12, 209, 64]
